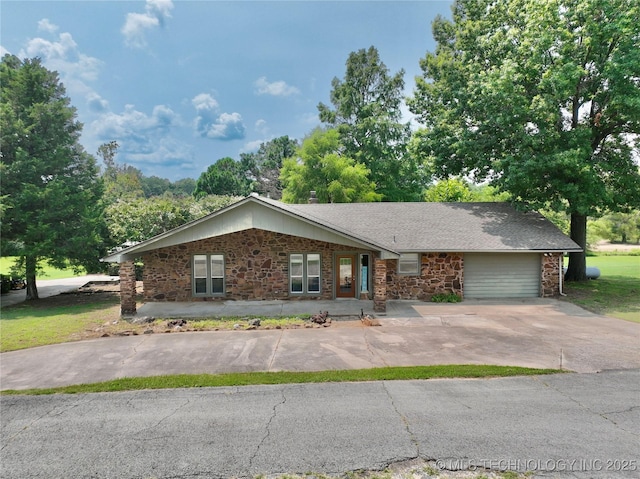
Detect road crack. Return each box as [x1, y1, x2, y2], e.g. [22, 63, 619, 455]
[121, 335, 149, 366]
[1, 396, 98, 450]
[132, 396, 192, 438]
[534, 376, 639, 437]
[382, 381, 420, 459]
[249, 387, 286, 469]
[363, 328, 389, 367]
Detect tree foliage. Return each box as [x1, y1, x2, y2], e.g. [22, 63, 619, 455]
[409, 0, 640, 280]
[591, 211, 640, 244]
[98, 141, 196, 200]
[105, 195, 241, 246]
[193, 157, 253, 198]
[280, 128, 382, 204]
[240, 136, 298, 199]
[0, 55, 107, 298]
[96, 141, 144, 201]
[424, 178, 474, 202]
[318, 46, 425, 201]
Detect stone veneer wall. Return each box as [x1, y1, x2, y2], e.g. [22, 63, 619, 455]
[141, 229, 372, 302]
[373, 258, 387, 312]
[386, 252, 463, 300]
[119, 260, 137, 315]
[541, 252, 563, 297]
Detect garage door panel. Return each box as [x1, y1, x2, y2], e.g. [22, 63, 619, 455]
[464, 253, 540, 299]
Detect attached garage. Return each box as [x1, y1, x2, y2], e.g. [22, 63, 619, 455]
[463, 253, 541, 299]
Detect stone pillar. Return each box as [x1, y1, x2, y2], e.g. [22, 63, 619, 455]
[373, 258, 387, 312]
[119, 261, 137, 316]
[541, 253, 563, 297]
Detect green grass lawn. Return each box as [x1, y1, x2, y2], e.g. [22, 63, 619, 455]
[0, 253, 636, 395]
[0, 256, 85, 280]
[563, 254, 640, 322]
[0, 365, 562, 396]
[0, 298, 121, 352]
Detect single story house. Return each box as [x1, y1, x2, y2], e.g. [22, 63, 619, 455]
[102, 193, 581, 315]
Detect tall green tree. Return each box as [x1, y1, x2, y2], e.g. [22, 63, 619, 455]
[591, 211, 640, 244]
[193, 157, 253, 198]
[105, 195, 241, 246]
[240, 135, 298, 199]
[424, 178, 474, 202]
[0, 55, 107, 298]
[318, 46, 424, 201]
[409, 0, 640, 281]
[172, 178, 197, 197]
[280, 128, 382, 204]
[96, 141, 144, 202]
[141, 175, 173, 198]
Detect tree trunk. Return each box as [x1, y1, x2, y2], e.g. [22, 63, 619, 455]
[25, 255, 39, 300]
[565, 212, 588, 282]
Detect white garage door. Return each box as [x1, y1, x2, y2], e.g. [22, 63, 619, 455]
[464, 253, 541, 299]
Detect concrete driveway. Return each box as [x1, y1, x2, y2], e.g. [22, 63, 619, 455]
[1, 299, 639, 390]
[0, 275, 117, 307]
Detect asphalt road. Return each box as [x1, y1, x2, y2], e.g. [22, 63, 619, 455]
[2, 369, 638, 479]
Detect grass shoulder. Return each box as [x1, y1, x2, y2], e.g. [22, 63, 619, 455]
[0, 365, 563, 396]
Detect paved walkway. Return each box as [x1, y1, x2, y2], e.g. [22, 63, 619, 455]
[135, 297, 421, 319]
[1, 298, 638, 390]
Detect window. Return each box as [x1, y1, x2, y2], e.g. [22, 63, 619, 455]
[290, 253, 321, 294]
[193, 254, 225, 296]
[360, 254, 369, 293]
[398, 253, 420, 275]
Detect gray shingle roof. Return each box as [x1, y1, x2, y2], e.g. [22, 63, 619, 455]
[103, 195, 582, 262]
[259, 197, 581, 252]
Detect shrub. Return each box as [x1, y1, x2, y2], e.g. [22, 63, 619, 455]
[431, 293, 461, 303]
[0, 275, 11, 294]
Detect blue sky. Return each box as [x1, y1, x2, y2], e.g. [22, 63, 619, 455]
[2, 1, 453, 181]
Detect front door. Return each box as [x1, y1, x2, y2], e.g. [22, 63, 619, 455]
[336, 254, 356, 298]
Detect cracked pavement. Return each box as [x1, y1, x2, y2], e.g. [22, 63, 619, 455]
[2, 370, 638, 479]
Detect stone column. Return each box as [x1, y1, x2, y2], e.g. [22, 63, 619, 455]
[373, 258, 387, 312]
[541, 253, 562, 297]
[119, 261, 137, 316]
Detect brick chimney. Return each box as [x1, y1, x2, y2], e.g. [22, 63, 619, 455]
[308, 191, 318, 204]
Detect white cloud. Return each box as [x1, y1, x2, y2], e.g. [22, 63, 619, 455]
[202, 112, 245, 140]
[254, 76, 300, 97]
[89, 104, 192, 168]
[87, 92, 109, 113]
[0, 46, 10, 56]
[255, 119, 269, 135]
[122, 0, 174, 48]
[21, 32, 102, 83]
[19, 28, 104, 114]
[192, 93, 245, 141]
[241, 139, 266, 153]
[192, 93, 219, 112]
[37, 18, 58, 34]
[126, 137, 194, 167]
[92, 104, 180, 139]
